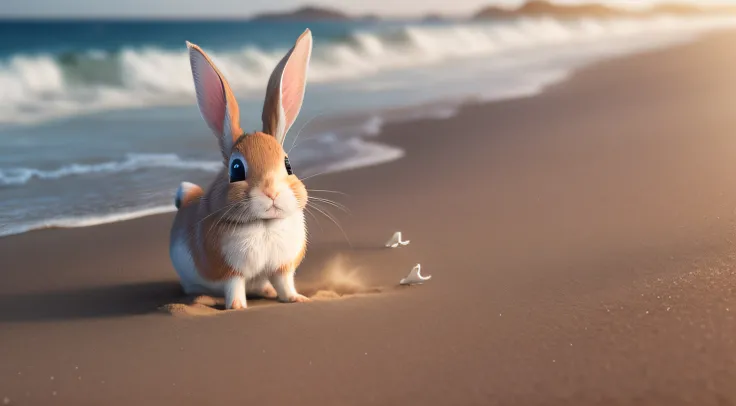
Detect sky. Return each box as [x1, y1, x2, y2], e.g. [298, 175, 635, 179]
[0, 0, 728, 19]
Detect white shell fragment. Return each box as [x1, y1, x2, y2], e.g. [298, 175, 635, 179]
[385, 231, 410, 248]
[400, 264, 431, 285]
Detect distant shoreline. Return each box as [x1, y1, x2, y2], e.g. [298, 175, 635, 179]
[473, 1, 736, 21]
[3, 1, 735, 22]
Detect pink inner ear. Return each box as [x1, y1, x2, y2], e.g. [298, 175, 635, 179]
[280, 38, 310, 131]
[190, 49, 226, 136]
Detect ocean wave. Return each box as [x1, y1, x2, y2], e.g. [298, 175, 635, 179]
[0, 137, 406, 238]
[0, 153, 220, 186]
[360, 116, 384, 136]
[0, 205, 177, 238]
[310, 137, 405, 175]
[2, 16, 735, 125]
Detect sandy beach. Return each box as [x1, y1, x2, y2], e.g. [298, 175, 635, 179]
[3, 30, 736, 405]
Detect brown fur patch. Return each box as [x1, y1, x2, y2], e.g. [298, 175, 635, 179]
[288, 173, 308, 209]
[236, 132, 286, 182]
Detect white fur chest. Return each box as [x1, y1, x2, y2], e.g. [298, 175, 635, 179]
[220, 212, 305, 280]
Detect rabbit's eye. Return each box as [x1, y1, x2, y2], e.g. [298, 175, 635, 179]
[284, 156, 293, 176]
[230, 158, 246, 183]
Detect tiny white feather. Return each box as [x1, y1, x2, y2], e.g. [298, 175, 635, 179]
[400, 264, 431, 285]
[385, 231, 410, 248]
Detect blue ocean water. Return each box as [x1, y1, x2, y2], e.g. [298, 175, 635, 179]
[0, 15, 734, 236]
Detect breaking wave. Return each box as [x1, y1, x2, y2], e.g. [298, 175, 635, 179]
[0, 153, 220, 186]
[2, 15, 735, 125]
[0, 205, 177, 237]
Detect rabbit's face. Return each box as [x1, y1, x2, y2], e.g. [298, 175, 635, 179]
[225, 132, 306, 221]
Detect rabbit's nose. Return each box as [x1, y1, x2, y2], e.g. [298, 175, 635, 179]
[263, 189, 279, 201]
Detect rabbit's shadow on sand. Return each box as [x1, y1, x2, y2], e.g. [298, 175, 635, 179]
[0, 281, 171, 322]
[0, 251, 387, 323]
[0, 281, 187, 322]
[0, 280, 384, 322]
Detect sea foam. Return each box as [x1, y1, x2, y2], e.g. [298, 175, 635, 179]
[0, 153, 220, 186]
[0, 205, 177, 237]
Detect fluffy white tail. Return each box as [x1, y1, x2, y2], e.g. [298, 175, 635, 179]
[174, 182, 203, 209]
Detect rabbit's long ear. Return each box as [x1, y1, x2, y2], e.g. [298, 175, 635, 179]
[187, 41, 242, 157]
[262, 29, 312, 145]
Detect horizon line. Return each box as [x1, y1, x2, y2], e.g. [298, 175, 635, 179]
[0, 1, 727, 21]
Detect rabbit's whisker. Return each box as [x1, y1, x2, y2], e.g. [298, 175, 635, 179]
[287, 110, 327, 155]
[309, 197, 350, 214]
[308, 201, 351, 247]
[299, 170, 332, 182]
[307, 188, 349, 196]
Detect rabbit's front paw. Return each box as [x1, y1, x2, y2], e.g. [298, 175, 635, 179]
[228, 299, 246, 310]
[282, 294, 311, 303]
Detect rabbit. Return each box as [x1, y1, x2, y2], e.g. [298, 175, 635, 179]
[169, 29, 313, 310]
